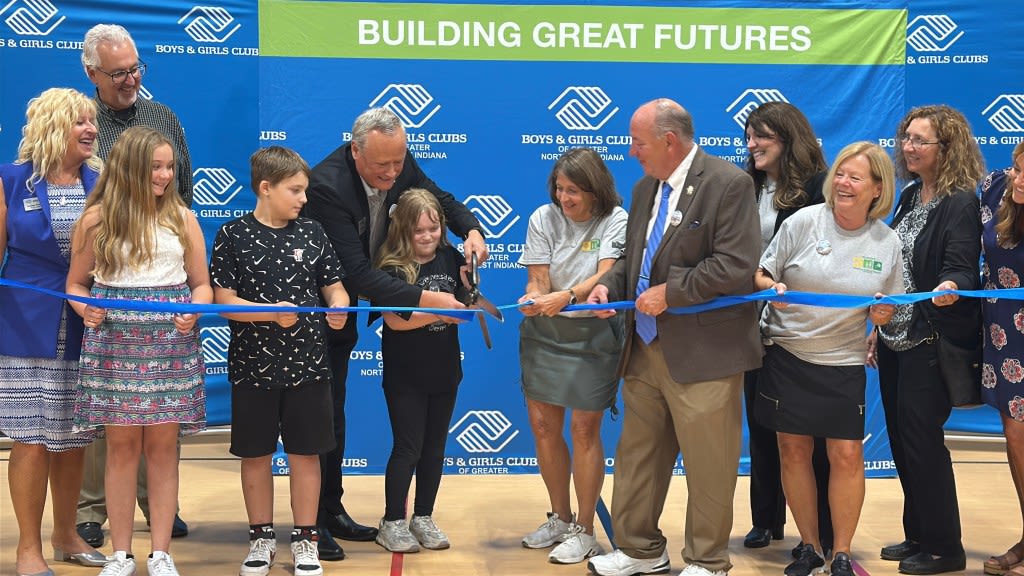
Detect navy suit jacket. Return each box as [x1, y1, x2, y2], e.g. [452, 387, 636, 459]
[304, 144, 480, 329]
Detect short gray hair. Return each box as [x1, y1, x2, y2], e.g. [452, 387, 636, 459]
[651, 99, 694, 142]
[351, 107, 404, 149]
[82, 24, 135, 69]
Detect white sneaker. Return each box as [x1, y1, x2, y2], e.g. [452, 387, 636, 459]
[240, 537, 277, 575]
[375, 518, 420, 553]
[587, 549, 671, 576]
[409, 515, 450, 550]
[98, 551, 136, 576]
[522, 512, 573, 549]
[146, 551, 180, 576]
[548, 523, 604, 564]
[681, 563, 729, 576]
[290, 538, 322, 576]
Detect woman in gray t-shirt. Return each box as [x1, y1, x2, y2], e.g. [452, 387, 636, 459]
[516, 147, 626, 565]
[753, 142, 904, 576]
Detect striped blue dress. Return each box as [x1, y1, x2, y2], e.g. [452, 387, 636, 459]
[0, 182, 91, 451]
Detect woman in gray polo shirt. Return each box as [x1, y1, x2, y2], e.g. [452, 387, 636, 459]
[516, 147, 627, 565]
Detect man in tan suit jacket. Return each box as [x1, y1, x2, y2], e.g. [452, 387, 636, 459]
[587, 99, 762, 576]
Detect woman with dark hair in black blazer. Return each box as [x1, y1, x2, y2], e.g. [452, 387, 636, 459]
[741, 101, 834, 557]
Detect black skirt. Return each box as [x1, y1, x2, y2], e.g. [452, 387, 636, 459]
[754, 344, 865, 440]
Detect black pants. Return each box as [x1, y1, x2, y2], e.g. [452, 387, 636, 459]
[383, 384, 457, 520]
[318, 325, 357, 522]
[877, 339, 963, 556]
[744, 368, 833, 547]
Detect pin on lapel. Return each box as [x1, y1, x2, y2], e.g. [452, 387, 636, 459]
[686, 185, 694, 195]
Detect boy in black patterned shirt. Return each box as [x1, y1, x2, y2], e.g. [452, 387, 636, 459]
[209, 146, 349, 576]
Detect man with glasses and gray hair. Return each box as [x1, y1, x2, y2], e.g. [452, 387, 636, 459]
[81, 23, 193, 206]
[75, 23, 193, 550]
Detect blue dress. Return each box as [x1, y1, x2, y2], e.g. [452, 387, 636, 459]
[0, 174, 90, 450]
[980, 168, 1024, 421]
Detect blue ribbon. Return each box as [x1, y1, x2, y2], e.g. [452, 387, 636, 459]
[3, 277, 1020, 318]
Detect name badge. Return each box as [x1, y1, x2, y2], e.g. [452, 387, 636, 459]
[23, 197, 42, 212]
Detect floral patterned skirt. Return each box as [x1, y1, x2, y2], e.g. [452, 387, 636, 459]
[73, 283, 205, 436]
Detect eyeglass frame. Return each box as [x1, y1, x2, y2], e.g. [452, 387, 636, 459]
[91, 60, 147, 85]
[899, 134, 941, 150]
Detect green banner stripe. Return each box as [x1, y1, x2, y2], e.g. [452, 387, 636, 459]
[259, 1, 905, 65]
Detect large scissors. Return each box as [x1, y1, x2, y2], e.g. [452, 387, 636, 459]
[461, 252, 503, 349]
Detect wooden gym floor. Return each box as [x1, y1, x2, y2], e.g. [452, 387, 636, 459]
[0, 430, 1018, 575]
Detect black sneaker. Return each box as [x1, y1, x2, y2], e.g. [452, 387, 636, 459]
[785, 543, 825, 576]
[831, 552, 854, 576]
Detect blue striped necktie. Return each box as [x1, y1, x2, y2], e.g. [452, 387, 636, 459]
[635, 181, 673, 344]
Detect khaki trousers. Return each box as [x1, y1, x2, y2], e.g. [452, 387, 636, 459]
[612, 337, 743, 573]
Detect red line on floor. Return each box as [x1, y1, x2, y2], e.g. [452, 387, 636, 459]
[389, 551, 405, 576]
[852, 558, 871, 576]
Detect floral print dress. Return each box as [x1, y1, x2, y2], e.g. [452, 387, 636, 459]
[980, 168, 1024, 421]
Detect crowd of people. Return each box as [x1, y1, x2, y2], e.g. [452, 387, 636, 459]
[1, 21, 1022, 576]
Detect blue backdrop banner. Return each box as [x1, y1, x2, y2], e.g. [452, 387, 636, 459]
[1, 0, 1020, 479]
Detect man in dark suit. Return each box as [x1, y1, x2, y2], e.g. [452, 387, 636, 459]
[303, 107, 486, 560]
[587, 99, 762, 576]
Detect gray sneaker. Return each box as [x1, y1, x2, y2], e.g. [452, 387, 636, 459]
[375, 518, 421, 553]
[522, 512, 573, 549]
[409, 515, 450, 550]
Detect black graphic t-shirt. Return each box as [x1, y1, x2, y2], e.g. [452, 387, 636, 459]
[210, 214, 343, 388]
[377, 245, 464, 394]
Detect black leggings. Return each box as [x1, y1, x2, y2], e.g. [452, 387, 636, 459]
[383, 384, 458, 520]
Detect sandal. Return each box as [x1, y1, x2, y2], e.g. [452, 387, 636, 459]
[1007, 566, 1024, 576]
[986, 543, 1024, 575]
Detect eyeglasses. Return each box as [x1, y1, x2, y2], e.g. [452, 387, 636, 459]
[93, 61, 147, 85]
[900, 134, 941, 150]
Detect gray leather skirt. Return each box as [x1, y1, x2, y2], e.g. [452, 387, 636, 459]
[519, 314, 624, 411]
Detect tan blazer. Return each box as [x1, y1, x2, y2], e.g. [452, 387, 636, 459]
[600, 147, 763, 384]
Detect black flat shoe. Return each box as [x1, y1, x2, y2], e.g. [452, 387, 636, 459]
[882, 540, 921, 561]
[898, 551, 967, 575]
[171, 515, 188, 538]
[76, 522, 104, 548]
[324, 510, 378, 542]
[317, 529, 346, 561]
[146, 514, 189, 538]
[744, 527, 773, 548]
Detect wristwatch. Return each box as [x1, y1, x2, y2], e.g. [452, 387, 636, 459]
[567, 288, 578, 305]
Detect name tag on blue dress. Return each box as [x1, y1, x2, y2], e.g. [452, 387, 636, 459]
[23, 197, 41, 212]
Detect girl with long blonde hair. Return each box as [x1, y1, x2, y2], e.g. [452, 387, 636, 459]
[66, 125, 211, 576]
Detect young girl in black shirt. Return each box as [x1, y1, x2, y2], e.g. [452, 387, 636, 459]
[373, 188, 467, 553]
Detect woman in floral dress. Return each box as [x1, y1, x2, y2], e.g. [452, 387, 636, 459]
[980, 141, 1024, 576]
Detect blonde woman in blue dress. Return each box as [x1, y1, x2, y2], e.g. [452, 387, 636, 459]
[0, 88, 109, 576]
